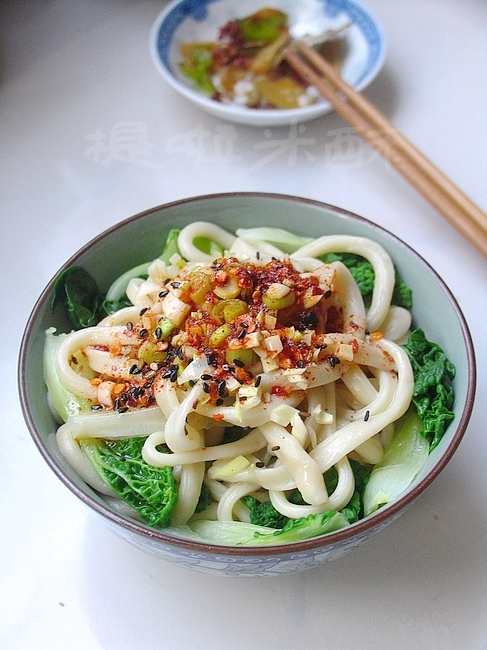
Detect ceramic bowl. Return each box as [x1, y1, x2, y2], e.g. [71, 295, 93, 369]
[150, 0, 386, 126]
[19, 193, 475, 577]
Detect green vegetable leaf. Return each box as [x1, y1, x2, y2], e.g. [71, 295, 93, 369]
[248, 509, 350, 545]
[341, 459, 371, 523]
[195, 482, 213, 515]
[363, 408, 429, 515]
[222, 425, 252, 444]
[180, 44, 215, 95]
[52, 266, 102, 329]
[185, 509, 350, 546]
[80, 437, 178, 527]
[102, 295, 134, 315]
[321, 252, 375, 298]
[321, 252, 372, 293]
[160, 228, 181, 264]
[44, 328, 94, 421]
[403, 329, 455, 449]
[239, 11, 287, 43]
[240, 496, 289, 529]
[392, 274, 413, 309]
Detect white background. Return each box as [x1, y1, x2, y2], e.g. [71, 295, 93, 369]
[1, 1, 486, 648]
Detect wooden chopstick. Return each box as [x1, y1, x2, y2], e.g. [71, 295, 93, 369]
[284, 41, 487, 257]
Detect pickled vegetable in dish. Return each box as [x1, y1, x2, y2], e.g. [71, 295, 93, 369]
[179, 7, 345, 109]
[45, 223, 455, 546]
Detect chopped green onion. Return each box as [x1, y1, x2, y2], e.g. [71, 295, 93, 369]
[226, 348, 258, 368]
[209, 324, 231, 347]
[156, 316, 176, 341]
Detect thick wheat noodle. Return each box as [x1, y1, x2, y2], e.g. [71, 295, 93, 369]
[311, 341, 414, 471]
[206, 347, 405, 492]
[269, 455, 354, 518]
[56, 424, 115, 495]
[170, 462, 206, 527]
[292, 235, 395, 331]
[52, 223, 417, 530]
[177, 221, 236, 262]
[217, 482, 261, 522]
[142, 427, 267, 468]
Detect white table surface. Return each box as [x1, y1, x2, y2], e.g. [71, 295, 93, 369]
[1, 1, 486, 648]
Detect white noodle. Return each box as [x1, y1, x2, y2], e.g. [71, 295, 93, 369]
[142, 427, 267, 468]
[310, 341, 414, 472]
[259, 421, 328, 506]
[50, 222, 420, 537]
[56, 425, 115, 495]
[217, 482, 261, 521]
[56, 326, 135, 399]
[170, 462, 206, 526]
[177, 221, 236, 262]
[292, 235, 395, 332]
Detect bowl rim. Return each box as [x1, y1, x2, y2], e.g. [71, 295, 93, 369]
[149, 0, 387, 126]
[18, 191, 477, 556]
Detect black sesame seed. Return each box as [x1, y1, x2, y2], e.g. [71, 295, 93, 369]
[154, 327, 162, 340]
[271, 445, 280, 452]
[202, 382, 210, 394]
[217, 380, 227, 397]
[139, 328, 148, 338]
[215, 398, 224, 406]
[159, 289, 169, 298]
[126, 322, 133, 331]
[364, 410, 370, 422]
[255, 461, 265, 468]
[118, 406, 129, 414]
[91, 404, 104, 411]
[324, 290, 332, 299]
[139, 307, 148, 316]
[233, 358, 245, 368]
[129, 364, 140, 375]
[171, 281, 181, 289]
[162, 366, 176, 379]
[201, 373, 213, 381]
[144, 377, 155, 388]
[329, 356, 340, 368]
[254, 375, 262, 387]
[297, 359, 305, 368]
[237, 328, 246, 340]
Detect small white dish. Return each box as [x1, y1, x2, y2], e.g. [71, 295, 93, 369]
[150, 0, 386, 127]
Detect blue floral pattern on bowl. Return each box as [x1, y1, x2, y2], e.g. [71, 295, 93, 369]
[150, 0, 386, 127]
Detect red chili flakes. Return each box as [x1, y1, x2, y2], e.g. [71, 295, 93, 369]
[270, 385, 291, 398]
